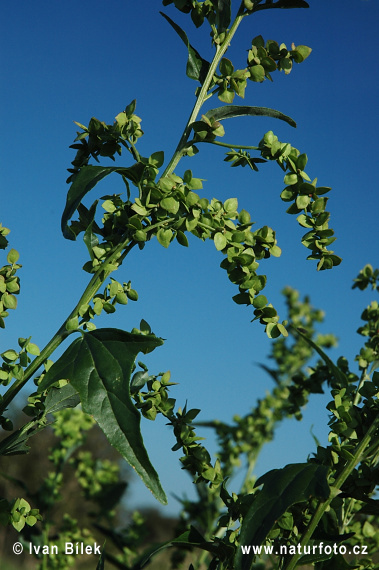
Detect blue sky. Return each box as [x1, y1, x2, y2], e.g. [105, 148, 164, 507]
[1, 1, 379, 515]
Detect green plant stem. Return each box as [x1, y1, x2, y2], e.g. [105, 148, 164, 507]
[0, 237, 135, 414]
[240, 454, 258, 494]
[160, 8, 247, 179]
[283, 414, 379, 570]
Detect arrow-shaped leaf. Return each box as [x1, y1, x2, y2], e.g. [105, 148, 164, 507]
[216, 0, 232, 32]
[62, 166, 118, 240]
[204, 105, 296, 128]
[38, 328, 167, 504]
[235, 463, 329, 570]
[160, 12, 210, 83]
[62, 163, 145, 240]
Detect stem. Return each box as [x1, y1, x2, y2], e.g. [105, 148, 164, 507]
[160, 8, 247, 179]
[0, 237, 135, 414]
[240, 454, 258, 494]
[283, 414, 379, 570]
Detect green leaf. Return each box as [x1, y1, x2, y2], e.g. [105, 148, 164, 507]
[134, 230, 147, 242]
[252, 295, 267, 309]
[160, 12, 210, 83]
[157, 228, 173, 248]
[214, 233, 227, 251]
[252, 35, 265, 48]
[38, 328, 167, 504]
[12, 518, 25, 532]
[125, 99, 136, 117]
[284, 173, 298, 185]
[249, 65, 266, 82]
[1, 349, 18, 361]
[219, 58, 234, 76]
[224, 197, 238, 212]
[160, 196, 180, 214]
[294, 46, 312, 61]
[44, 383, 81, 415]
[131, 202, 148, 217]
[187, 177, 203, 190]
[316, 186, 331, 195]
[231, 231, 246, 243]
[277, 322, 288, 337]
[297, 214, 313, 228]
[260, 55, 277, 72]
[62, 166, 116, 240]
[296, 194, 311, 209]
[233, 292, 250, 305]
[270, 245, 281, 257]
[115, 292, 128, 305]
[297, 153, 308, 170]
[186, 216, 198, 232]
[215, 0, 231, 32]
[6, 249, 19, 264]
[218, 88, 235, 104]
[149, 151, 164, 168]
[2, 293, 17, 310]
[130, 370, 150, 394]
[176, 230, 189, 247]
[266, 322, 281, 338]
[83, 221, 100, 260]
[26, 342, 40, 356]
[235, 463, 329, 570]
[62, 165, 144, 240]
[312, 197, 328, 213]
[5, 279, 19, 294]
[205, 105, 296, 128]
[0, 421, 47, 456]
[292, 45, 312, 63]
[126, 289, 138, 302]
[139, 319, 152, 334]
[186, 191, 199, 206]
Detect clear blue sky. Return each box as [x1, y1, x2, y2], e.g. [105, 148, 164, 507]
[1, 1, 379, 515]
